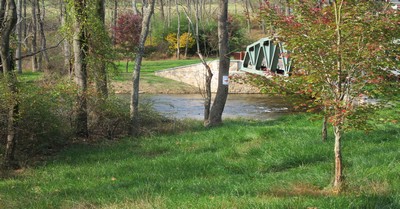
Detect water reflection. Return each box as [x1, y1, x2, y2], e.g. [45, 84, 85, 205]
[140, 94, 291, 120]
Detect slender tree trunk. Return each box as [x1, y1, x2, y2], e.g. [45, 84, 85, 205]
[243, 0, 251, 33]
[132, 0, 139, 15]
[195, 0, 200, 53]
[37, 0, 50, 72]
[111, 0, 118, 46]
[199, 53, 213, 123]
[159, 0, 165, 21]
[175, 0, 180, 59]
[95, 0, 108, 98]
[206, 0, 229, 127]
[23, 0, 26, 38]
[167, 0, 171, 27]
[184, 0, 191, 58]
[333, 125, 343, 192]
[1, 0, 19, 169]
[126, 59, 129, 73]
[184, 24, 190, 58]
[15, 0, 22, 73]
[332, 0, 344, 192]
[183, 3, 212, 122]
[322, 114, 328, 142]
[130, 0, 155, 136]
[60, 0, 71, 76]
[31, 0, 38, 72]
[73, 0, 89, 138]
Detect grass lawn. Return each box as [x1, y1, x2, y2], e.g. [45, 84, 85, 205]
[0, 113, 399, 208]
[111, 59, 203, 93]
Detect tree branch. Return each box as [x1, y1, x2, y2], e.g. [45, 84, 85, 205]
[15, 39, 64, 61]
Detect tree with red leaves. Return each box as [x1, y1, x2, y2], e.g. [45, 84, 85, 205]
[112, 13, 142, 71]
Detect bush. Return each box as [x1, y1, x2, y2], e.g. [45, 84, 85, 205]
[0, 78, 77, 164]
[88, 95, 131, 140]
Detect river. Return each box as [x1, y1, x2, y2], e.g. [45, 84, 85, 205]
[138, 94, 291, 120]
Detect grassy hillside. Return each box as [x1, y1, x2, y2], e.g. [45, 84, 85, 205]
[111, 59, 202, 94]
[0, 113, 399, 208]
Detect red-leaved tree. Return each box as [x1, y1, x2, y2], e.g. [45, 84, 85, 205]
[112, 13, 142, 71]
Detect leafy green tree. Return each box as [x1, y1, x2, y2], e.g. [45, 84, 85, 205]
[263, 0, 399, 192]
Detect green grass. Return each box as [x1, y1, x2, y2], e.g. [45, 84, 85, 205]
[1, 113, 399, 208]
[112, 59, 202, 82]
[17, 71, 44, 82]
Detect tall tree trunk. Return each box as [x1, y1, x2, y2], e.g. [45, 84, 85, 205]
[15, 0, 22, 73]
[206, 0, 229, 127]
[95, 0, 108, 98]
[1, 0, 19, 169]
[73, 0, 89, 138]
[130, 0, 155, 136]
[31, 0, 38, 72]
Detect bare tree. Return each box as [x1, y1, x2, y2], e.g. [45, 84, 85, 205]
[159, 0, 165, 21]
[175, 0, 180, 59]
[31, 0, 39, 72]
[15, 0, 22, 73]
[1, 0, 19, 168]
[96, 0, 108, 98]
[243, 0, 251, 33]
[37, 0, 50, 72]
[23, 0, 26, 37]
[111, 0, 118, 46]
[130, 0, 155, 136]
[60, 0, 71, 75]
[132, 0, 139, 15]
[206, 0, 229, 126]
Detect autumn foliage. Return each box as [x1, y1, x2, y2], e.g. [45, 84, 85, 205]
[113, 13, 142, 51]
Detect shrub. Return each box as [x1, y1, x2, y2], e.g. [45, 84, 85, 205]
[165, 32, 196, 52]
[88, 95, 131, 140]
[113, 13, 142, 51]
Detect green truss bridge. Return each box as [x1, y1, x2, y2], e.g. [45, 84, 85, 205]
[240, 38, 292, 77]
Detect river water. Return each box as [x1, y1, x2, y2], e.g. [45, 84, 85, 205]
[139, 94, 291, 120]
